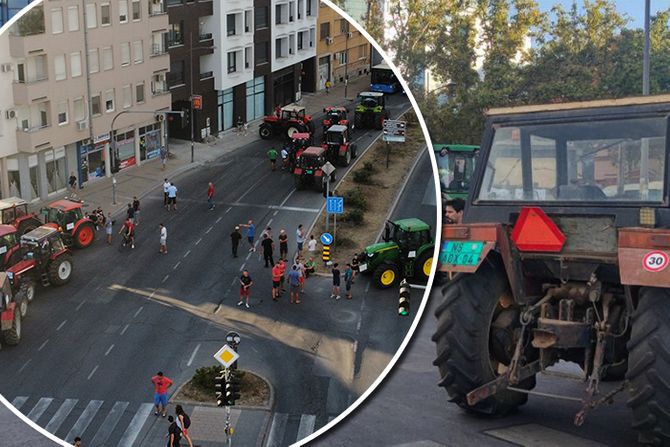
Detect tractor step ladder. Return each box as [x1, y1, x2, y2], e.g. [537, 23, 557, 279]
[40, 273, 50, 287]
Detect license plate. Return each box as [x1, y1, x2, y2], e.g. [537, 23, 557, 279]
[359, 263, 367, 272]
[306, 170, 313, 174]
[439, 241, 484, 266]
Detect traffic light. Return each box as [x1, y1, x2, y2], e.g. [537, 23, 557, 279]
[224, 370, 242, 406]
[398, 278, 410, 316]
[215, 370, 226, 407]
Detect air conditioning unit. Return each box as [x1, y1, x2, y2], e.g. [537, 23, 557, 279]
[1, 63, 12, 72]
[155, 113, 165, 121]
[77, 120, 88, 130]
[326, 37, 333, 45]
[5, 109, 15, 119]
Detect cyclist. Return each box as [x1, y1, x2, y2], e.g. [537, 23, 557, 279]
[119, 218, 135, 249]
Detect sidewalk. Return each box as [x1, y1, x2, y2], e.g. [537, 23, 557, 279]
[27, 74, 371, 220]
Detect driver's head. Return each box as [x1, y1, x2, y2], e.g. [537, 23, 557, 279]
[445, 198, 465, 224]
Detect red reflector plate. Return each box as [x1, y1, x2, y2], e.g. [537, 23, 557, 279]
[511, 207, 565, 252]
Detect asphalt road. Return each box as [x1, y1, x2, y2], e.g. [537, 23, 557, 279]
[0, 94, 433, 447]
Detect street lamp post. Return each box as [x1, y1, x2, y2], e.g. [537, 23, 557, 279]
[344, 24, 350, 100]
[643, 0, 651, 95]
[190, 32, 195, 163]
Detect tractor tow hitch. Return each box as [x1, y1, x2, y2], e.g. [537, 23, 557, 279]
[466, 360, 542, 406]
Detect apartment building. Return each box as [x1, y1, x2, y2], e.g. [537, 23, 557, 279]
[0, 0, 170, 200]
[316, 2, 370, 92]
[166, 0, 217, 141]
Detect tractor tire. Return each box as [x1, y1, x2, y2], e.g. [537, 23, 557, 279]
[74, 222, 95, 248]
[431, 257, 535, 416]
[414, 250, 433, 283]
[375, 113, 384, 130]
[307, 120, 316, 134]
[626, 287, 670, 445]
[350, 143, 358, 159]
[354, 113, 363, 129]
[17, 218, 40, 236]
[19, 279, 36, 303]
[16, 295, 28, 319]
[48, 253, 73, 286]
[287, 126, 301, 139]
[339, 148, 352, 167]
[294, 176, 304, 190]
[1, 308, 21, 346]
[373, 262, 400, 289]
[259, 124, 272, 139]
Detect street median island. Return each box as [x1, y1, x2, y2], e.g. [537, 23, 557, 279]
[173, 366, 271, 408]
[312, 111, 427, 267]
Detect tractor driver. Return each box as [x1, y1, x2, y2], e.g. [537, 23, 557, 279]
[445, 198, 465, 224]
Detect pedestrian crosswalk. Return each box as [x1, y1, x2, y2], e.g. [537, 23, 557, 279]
[265, 412, 329, 447]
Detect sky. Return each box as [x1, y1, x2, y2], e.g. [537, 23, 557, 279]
[537, 0, 670, 28]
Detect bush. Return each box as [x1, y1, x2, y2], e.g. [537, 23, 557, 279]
[362, 161, 377, 173]
[343, 208, 364, 225]
[353, 169, 374, 184]
[334, 236, 355, 248]
[344, 187, 368, 211]
[192, 365, 220, 391]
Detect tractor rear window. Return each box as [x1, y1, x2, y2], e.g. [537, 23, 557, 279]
[478, 116, 667, 203]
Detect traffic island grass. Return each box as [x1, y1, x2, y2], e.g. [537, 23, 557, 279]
[311, 112, 427, 267]
[173, 366, 271, 408]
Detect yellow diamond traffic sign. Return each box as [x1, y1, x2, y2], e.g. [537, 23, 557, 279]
[213, 344, 239, 368]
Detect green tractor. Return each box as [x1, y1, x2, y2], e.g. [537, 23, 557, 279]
[354, 92, 389, 130]
[433, 144, 479, 200]
[357, 218, 434, 289]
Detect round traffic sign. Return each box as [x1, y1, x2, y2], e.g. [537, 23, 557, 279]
[321, 233, 333, 245]
[226, 331, 241, 345]
[643, 251, 669, 272]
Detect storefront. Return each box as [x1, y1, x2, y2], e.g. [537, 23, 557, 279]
[218, 88, 234, 131]
[139, 123, 163, 161]
[45, 147, 67, 195]
[114, 129, 136, 171]
[78, 135, 109, 185]
[245, 76, 265, 122]
[272, 67, 295, 107]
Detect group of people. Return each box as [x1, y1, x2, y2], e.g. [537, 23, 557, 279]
[150, 371, 193, 447]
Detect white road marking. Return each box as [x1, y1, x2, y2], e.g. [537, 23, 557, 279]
[133, 306, 144, 318]
[173, 261, 181, 270]
[195, 238, 202, 245]
[206, 226, 213, 234]
[225, 207, 232, 213]
[187, 343, 201, 367]
[65, 400, 103, 443]
[265, 412, 289, 447]
[117, 403, 154, 447]
[75, 300, 86, 311]
[231, 278, 237, 286]
[37, 339, 49, 352]
[105, 344, 115, 356]
[216, 216, 223, 223]
[226, 202, 320, 213]
[45, 399, 78, 434]
[11, 396, 28, 410]
[90, 401, 129, 446]
[297, 414, 317, 441]
[485, 423, 608, 447]
[266, 218, 273, 226]
[240, 263, 246, 272]
[162, 275, 169, 283]
[279, 189, 296, 207]
[184, 250, 191, 258]
[87, 365, 99, 380]
[56, 320, 67, 331]
[120, 324, 130, 336]
[273, 210, 279, 216]
[18, 359, 31, 374]
[246, 252, 252, 260]
[27, 397, 53, 422]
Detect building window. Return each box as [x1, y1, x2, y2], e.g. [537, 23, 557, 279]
[91, 94, 102, 116]
[133, 40, 143, 64]
[289, 1, 295, 22]
[227, 51, 236, 73]
[245, 76, 265, 122]
[167, 0, 181, 5]
[306, 0, 313, 16]
[101, 3, 110, 25]
[102, 46, 113, 70]
[168, 60, 184, 86]
[85, 3, 97, 28]
[46, 148, 67, 194]
[51, 8, 63, 34]
[57, 101, 68, 125]
[358, 44, 367, 59]
[320, 22, 329, 40]
[88, 49, 99, 73]
[73, 97, 85, 121]
[245, 47, 251, 69]
[136, 83, 145, 103]
[132, 0, 141, 20]
[226, 13, 236, 36]
[105, 89, 115, 112]
[254, 7, 267, 29]
[244, 10, 252, 32]
[151, 73, 167, 95]
[67, 5, 79, 31]
[339, 18, 349, 34]
[121, 42, 130, 66]
[297, 32, 303, 50]
[122, 84, 132, 108]
[70, 52, 82, 77]
[119, 0, 128, 23]
[337, 50, 348, 65]
[168, 21, 183, 47]
[275, 3, 288, 25]
[255, 41, 268, 65]
[54, 54, 66, 81]
[275, 38, 287, 58]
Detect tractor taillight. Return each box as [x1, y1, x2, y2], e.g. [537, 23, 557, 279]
[511, 207, 565, 252]
[640, 207, 656, 227]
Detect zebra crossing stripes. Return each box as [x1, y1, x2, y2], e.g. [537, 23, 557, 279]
[117, 403, 154, 447]
[64, 399, 103, 443]
[11, 395, 28, 410]
[89, 401, 129, 446]
[265, 412, 322, 447]
[27, 397, 53, 422]
[44, 399, 78, 434]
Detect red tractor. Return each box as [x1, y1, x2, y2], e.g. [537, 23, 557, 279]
[293, 146, 336, 192]
[322, 106, 351, 136]
[0, 197, 43, 235]
[40, 199, 96, 249]
[0, 225, 22, 271]
[0, 272, 25, 348]
[322, 124, 358, 167]
[259, 104, 316, 140]
[284, 132, 313, 170]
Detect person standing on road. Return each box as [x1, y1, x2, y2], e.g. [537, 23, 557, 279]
[133, 196, 141, 225]
[105, 213, 113, 245]
[271, 263, 282, 301]
[238, 270, 253, 308]
[278, 229, 288, 259]
[287, 265, 302, 304]
[175, 405, 193, 447]
[267, 147, 278, 171]
[281, 146, 289, 170]
[261, 233, 275, 267]
[230, 226, 242, 258]
[163, 178, 170, 209]
[296, 224, 305, 256]
[344, 263, 354, 299]
[166, 415, 182, 447]
[167, 183, 178, 211]
[159, 223, 168, 254]
[325, 80, 332, 94]
[160, 147, 167, 171]
[307, 234, 317, 256]
[151, 371, 173, 417]
[240, 220, 255, 251]
[331, 263, 341, 300]
[127, 203, 135, 223]
[351, 254, 360, 282]
[297, 257, 306, 293]
[69, 172, 77, 194]
[277, 259, 286, 295]
[207, 182, 215, 210]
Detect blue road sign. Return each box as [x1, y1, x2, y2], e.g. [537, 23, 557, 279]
[327, 196, 344, 214]
[320, 233, 334, 245]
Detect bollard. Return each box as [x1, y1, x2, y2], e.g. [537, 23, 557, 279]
[399, 278, 410, 316]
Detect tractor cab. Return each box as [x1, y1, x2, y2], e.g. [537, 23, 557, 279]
[434, 144, 479, 199]
[354, 92, 388, 130]
[296, 146, 327, 170]
[325, 125, 349, 145]
[322, 107, 350, 133]
[0, 225, 19, 270]
[281, 104, 309, 122]
[293, 146, 331, 192]
[40, 199, 95, 249]
[0, 197, 41, 235]
[323, 124, 357, 166]
[20, 225, 67, 261]
[357, 92, 385, 109]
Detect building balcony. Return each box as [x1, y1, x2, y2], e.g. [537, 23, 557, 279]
[151, 44, 169, 57]
[16, 124, 51, 153]
[12, 77, 50, 105]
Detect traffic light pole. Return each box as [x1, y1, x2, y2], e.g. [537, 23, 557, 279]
[224, 367, 233, 447]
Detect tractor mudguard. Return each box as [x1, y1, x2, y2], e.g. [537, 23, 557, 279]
[438, 223, 499, 274]
[618, 228, 670, 287]
[1, 303, 15, 330]
[8, 259, 36, 277]
[49, 248, 70, 262]
[339, 144, 348, 156]
[72, 218, 93, 235]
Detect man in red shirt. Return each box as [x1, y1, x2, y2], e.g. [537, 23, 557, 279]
[207, 182, 215, 210]
[272, 263, 282, 301]
[119, 218, 135, 249]
[151, 371, 173, 417]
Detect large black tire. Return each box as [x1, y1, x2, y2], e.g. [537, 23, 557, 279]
[372, 262, 400, 289]
[259, 124, 272, 139]
[414, 250, 433, 283]
[350, 143, 358, 159]
[374, 113, 384, 130]
[16, 295, 28, 319]
[354, 113, 363, 129]
[626, 287, 670, 445]
[19, 279, 36, 303]
[431, 257, 535, 415]
[48, 253, 73, 286]
[307, 120, 315, 134]
[1, 308, 21, 345]
[287, 125, 301, 139]
[338, 148, 352, 167]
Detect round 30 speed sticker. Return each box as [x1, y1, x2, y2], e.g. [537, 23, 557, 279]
[643, 251, 670, 272]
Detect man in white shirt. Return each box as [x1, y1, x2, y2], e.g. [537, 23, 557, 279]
[163, 178, 170, 210]
[167, 183, 178, 211]
[159, 223, 167, 254]
[307, 234, 317, 254]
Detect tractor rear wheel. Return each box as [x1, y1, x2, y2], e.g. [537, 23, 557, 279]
[414, 251, 433, 283]
[259, 124, 272, 139]
[287, 126, 301, 139]
[626, 287, 670, 445]
[1, 308, 21, 346]
[375, 113, 384, 130]
[74, 222, 95, 248]
[16, 295, 28, 319]
[19, 279, 36, 303]
[354, 113, 363, 129]
[48, 253, 73, 286]
[350, 143, 358, 158]
[432, 257, 535, 416]
[373, 262, 400, 289]
[339, 148, 352, 167]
